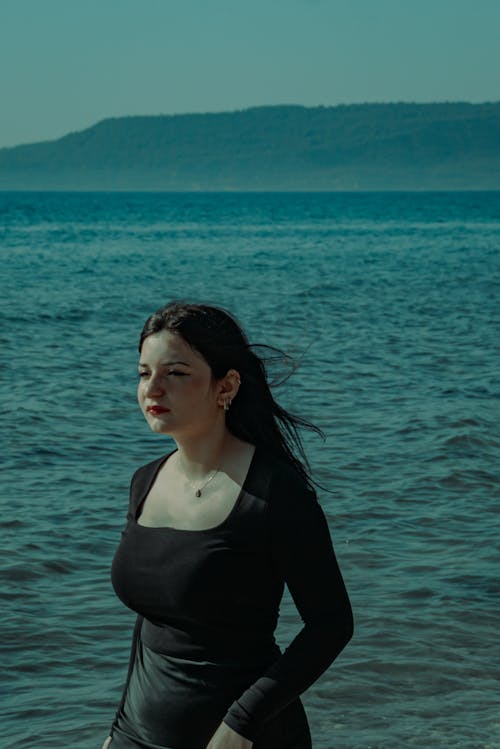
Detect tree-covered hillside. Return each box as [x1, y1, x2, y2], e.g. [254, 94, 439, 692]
[1, 103, 499, 189]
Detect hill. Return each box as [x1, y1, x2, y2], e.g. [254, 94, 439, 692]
[1, 102, 499, 190]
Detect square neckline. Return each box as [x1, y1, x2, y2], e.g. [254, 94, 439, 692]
[133, 445, 259, 533]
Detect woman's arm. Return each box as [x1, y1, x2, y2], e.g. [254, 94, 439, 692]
[222, 473, 353, 742]
[206, 721, 253, 749]
[108, 613, 144, 736]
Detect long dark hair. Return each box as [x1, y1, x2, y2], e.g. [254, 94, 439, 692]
[139, 301, 323, 489]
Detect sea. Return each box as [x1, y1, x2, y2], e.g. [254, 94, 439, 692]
[1, 191, 499, 749]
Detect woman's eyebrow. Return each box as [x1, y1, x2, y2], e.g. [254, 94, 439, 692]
[138, 360, 191, 367]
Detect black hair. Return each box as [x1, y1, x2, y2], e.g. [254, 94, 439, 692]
[139, 301, 323, 489]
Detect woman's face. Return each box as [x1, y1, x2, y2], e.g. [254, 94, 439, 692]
[137, 330, 221, 440]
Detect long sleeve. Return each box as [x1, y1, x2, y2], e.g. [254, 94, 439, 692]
[110, 613, 144, 735]
[222, 472, 353, 742]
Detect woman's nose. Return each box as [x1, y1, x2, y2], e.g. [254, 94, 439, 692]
[144, 373, 166, 397]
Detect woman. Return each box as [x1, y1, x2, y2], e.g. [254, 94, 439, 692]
[103, 301, 353, 749]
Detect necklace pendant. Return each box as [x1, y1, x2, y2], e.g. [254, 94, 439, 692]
[195, 489, 202, 498]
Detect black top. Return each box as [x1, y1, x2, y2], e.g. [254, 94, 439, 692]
[111, 447, 353, 741]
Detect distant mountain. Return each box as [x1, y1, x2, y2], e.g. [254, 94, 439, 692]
[1, 103, 499, 190]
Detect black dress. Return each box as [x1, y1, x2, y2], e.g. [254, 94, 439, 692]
[108, 448, 353, 748]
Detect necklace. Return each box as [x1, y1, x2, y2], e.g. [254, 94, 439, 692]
[195, 469, 219, 497]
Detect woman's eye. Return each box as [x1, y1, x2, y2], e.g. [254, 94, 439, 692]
[138, 371, 149, 378]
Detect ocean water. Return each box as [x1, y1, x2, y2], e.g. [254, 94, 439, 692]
[1, 191, 499, 749]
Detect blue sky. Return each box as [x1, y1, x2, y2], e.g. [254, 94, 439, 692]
[1, 0, 499, 148]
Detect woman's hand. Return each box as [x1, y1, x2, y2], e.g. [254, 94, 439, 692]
[206, 721, 253, 749]
[100, 736, 112, 749]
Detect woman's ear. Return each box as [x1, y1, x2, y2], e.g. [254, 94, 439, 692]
[217, 369, 242, 409]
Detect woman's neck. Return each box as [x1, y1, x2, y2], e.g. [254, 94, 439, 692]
[173, 424, 234, 481]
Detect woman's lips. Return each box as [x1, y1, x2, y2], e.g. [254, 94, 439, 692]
[146, 406, 170, 415]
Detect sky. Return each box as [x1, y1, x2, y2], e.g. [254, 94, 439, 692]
[1, 0, 499, 149]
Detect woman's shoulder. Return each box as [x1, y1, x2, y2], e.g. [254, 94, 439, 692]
[258, 452, 328, 545]
[121, 450, 174, 519]
[130, 449, 175, 489]
[254, 449, 317, 505]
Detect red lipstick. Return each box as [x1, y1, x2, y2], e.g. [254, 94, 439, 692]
[146, 405, 169, 415]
